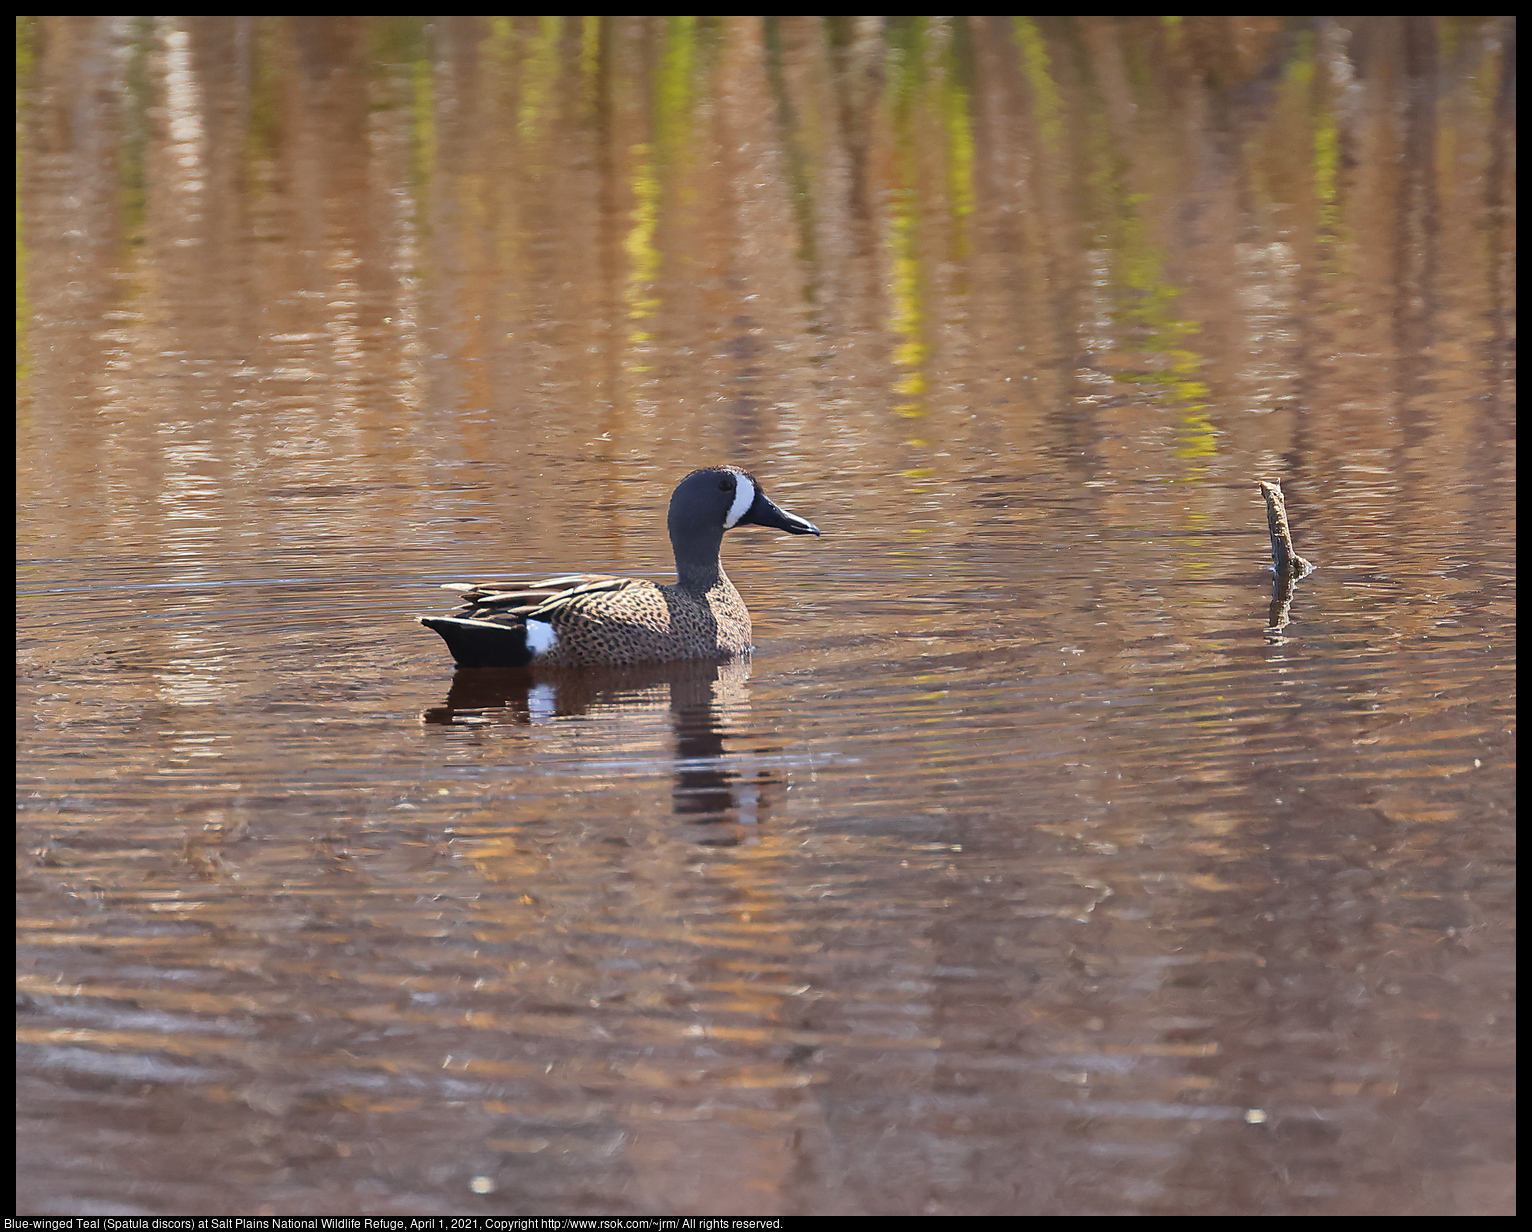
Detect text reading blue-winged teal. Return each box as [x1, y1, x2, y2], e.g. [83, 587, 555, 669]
[418, 466, 821, 669]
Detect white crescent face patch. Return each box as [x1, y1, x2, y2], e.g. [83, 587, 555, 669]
[724, 474, 756, 529]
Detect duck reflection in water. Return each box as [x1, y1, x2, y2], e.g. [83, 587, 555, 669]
[422, 658, 772, 838]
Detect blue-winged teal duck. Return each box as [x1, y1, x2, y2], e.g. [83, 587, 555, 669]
[418, 466, 821, 669]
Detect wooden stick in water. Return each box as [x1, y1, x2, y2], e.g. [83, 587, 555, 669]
[1257, 480, 1314, 577]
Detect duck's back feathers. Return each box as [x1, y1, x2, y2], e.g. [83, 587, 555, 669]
[443, 574, 634, 616]
[418, 575, 639, 669]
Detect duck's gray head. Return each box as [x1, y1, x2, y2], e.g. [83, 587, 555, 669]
[668, 466, 821, 542]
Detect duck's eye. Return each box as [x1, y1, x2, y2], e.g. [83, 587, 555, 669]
[719, 478, 734, 491]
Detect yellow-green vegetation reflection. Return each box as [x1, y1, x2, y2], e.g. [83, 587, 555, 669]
[884, 18, 930, 463]
[624, 17, 704, 373]
[1110, 196, 1215, 465]
[513, 16, 562, 159]
[624, 143, 661, 358]
[1012, 17, 1064, 154]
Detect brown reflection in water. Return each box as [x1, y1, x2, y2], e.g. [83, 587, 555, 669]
[19, 15, 1517, 536]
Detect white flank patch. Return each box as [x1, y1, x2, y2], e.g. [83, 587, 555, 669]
[526, 619, 557, 656]
[724, 474, 756, 528]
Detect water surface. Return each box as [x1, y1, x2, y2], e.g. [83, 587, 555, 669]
[17, 16, 1515, 1216]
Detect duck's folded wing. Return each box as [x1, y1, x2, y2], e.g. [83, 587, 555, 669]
[441, 574, 633, 619]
